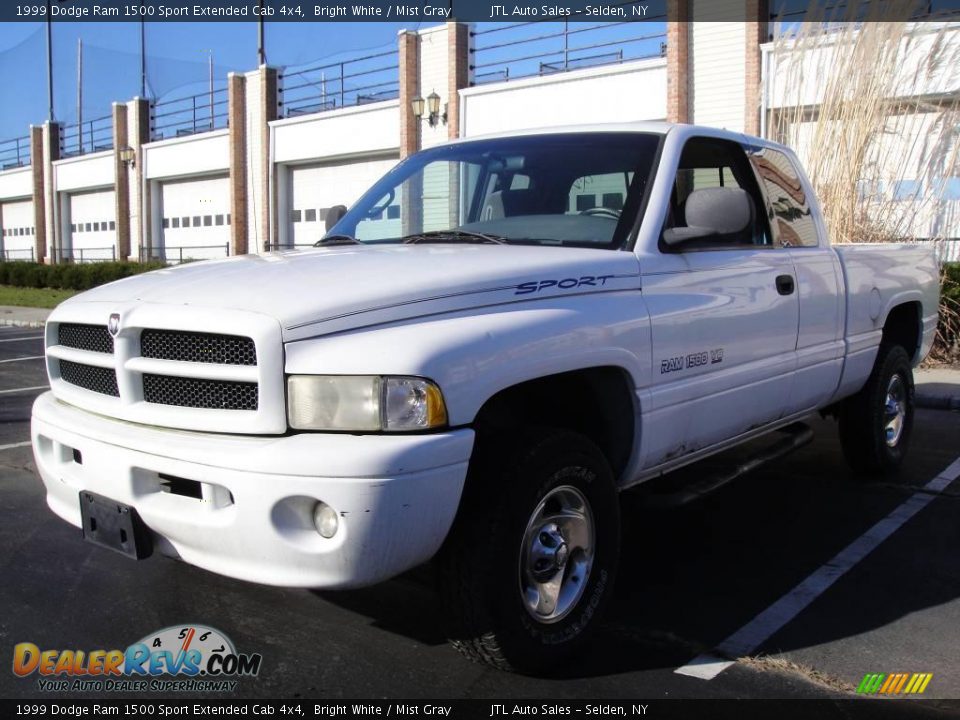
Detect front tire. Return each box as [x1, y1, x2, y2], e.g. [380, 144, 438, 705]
[439, 429, 620, 673]
[838, 344, 915, 476]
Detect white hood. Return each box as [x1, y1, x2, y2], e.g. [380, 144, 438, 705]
[65, 244, 641, 340]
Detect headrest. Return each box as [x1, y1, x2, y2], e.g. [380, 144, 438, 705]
[684, 187, 754, 235]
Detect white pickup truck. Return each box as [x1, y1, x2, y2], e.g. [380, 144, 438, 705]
[33, 123, 939, 672]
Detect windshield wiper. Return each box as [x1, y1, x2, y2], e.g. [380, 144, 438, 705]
[314, 235, 361, 247]
[401, 230, 507, 245]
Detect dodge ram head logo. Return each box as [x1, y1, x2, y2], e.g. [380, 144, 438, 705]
[108, 313, 121, 337]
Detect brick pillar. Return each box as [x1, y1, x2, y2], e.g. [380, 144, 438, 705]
[228, 73, 248, 257]
[744, 0, 769, 137]
[446, 22, 470, 140]
[666, 0, 690, 124]
[398, 31, 420, 159]
[243, 66, 278, 254]
[29, 126, 46, 263]
[112, 103, 131, 262]
[127, 98, 151, 261]
[260, 67, 279, 250]
[40, 122, 60, 263]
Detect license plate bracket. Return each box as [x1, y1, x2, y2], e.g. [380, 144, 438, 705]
[79, 491, 152, 559]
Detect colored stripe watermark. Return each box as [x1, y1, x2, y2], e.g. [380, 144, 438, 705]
[856, 673, 933, 694]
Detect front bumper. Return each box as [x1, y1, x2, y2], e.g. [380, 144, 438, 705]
[31, 392, 473, 589]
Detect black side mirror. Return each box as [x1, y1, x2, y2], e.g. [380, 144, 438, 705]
[325, 205, 347, 231]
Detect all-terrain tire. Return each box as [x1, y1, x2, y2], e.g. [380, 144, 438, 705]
[438, 428, 620, 674]
[838, 344, 915, 476]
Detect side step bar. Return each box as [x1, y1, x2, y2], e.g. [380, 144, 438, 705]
[642, 422, 815, 509]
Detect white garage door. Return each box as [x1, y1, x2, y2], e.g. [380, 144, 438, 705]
[289, 155, 399, 247]
[160, 175, 230, 262]
[1, 199, 35, 261]
[67, 189, 117, 262]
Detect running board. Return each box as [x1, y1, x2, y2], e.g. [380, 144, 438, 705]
[642, 423, 815, 508]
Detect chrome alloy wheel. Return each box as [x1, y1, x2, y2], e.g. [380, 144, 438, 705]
[519, 485, 595, 624]
[884, 373, 908, 448]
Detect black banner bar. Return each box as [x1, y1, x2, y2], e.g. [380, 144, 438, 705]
[2, 0, 959, 23]
[4, 699, 960, 720]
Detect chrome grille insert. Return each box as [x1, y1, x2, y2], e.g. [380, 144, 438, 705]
[59, 360, 119, 397]
[140, 330, 257, 366]
[142, 374, 258, 411]
[58, 323, 113, 354]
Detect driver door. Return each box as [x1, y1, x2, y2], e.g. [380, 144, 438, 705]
[639, 136, 800, 469]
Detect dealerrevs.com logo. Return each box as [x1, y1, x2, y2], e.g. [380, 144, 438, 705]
[13, 624, 262, 693]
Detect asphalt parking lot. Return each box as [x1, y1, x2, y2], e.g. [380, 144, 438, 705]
[1, 323, 959, 713]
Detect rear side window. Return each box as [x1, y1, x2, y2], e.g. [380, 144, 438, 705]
[749, 148, 819, 248]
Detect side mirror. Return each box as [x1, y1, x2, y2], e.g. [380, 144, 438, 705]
[325, 205, 347, 231]
[663, 187, 754, 248]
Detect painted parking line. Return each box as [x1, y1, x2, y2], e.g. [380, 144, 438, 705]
[0, 441, 31, 452]
[0, 355, 44, 364]
[675, 455, 960, 681]
[0, 385, 48, 396]
[0, 336, 43, 343]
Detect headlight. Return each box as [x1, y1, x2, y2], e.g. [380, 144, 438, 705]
[287, 375, 448, 432]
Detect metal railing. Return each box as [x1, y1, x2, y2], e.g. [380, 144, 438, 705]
[0, 248, 35, 262]
[151, 88, 229, 141]
[279, 49, 400, 118]
[769, 0, 960, 35]
[0, 135, 30, 170]
[934, 238, 960, 264]
[58, 246, 117, 263]
[140, 243, 230, 264]
[61, 114, 114, 158]
[470, 15, 668, 86]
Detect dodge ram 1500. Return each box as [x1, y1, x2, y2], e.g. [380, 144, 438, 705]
[32, 123, 939, 671]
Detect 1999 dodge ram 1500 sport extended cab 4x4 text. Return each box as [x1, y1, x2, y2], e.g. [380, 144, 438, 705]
[32, 123, 939, 672]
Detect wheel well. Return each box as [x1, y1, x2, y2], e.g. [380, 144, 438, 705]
[882, 302, 921, 362]
[473, 367, 635, 480]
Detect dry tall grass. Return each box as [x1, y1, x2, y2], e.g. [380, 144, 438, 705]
[766, 2, 960, 360]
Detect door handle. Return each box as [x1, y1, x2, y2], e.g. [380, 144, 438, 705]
[776, 274, 795, 296]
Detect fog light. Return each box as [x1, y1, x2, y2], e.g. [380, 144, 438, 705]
[313, 501, 339, 539]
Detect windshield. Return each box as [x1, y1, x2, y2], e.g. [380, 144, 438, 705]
[328, 132, 661, 249]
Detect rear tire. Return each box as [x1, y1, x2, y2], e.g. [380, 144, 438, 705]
[438, 428, 619, 673]
[838, 344, 915, 476]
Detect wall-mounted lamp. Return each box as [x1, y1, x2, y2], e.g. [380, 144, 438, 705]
[118, 146, 136, 168]
[411, 95, 426, 119]
[411, 91, 447, 127]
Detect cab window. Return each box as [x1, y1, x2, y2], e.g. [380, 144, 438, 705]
[666, 137, 773, 249]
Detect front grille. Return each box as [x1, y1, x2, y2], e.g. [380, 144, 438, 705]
[58, 323, 113, 354]
[140, 330, 257, 366]
[142, 374, 258, 410]
[59, 360, 119, 397]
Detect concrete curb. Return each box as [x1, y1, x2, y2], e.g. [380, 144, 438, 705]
[0, 305, 51, 328]
[0, 319, 45, 329]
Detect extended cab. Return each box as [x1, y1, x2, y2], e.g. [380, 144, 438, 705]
[32, 123, 939, 672]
